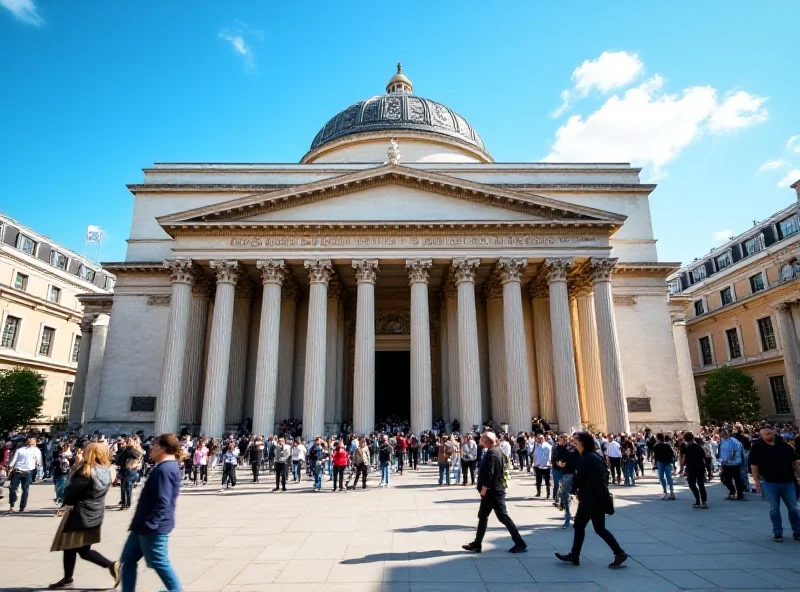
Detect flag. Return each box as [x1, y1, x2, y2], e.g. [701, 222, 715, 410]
[86, 225, 102, 243]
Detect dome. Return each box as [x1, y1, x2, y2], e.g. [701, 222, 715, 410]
[308, 65, 486, 155]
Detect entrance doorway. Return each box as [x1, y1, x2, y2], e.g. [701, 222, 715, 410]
[375, 351, 410, 422]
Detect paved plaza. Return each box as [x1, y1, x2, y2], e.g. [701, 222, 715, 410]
[2, 465, 800, 592]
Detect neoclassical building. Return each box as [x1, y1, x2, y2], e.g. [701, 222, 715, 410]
[72, 66, 698, 439]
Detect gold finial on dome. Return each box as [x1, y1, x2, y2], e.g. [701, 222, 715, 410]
[386, 63, 413, 94]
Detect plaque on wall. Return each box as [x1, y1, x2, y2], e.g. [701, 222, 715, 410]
[627, 398, 651, 413]
[130, 396, 156, 412]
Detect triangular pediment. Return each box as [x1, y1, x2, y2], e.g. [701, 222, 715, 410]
[157, 165, 626, 232]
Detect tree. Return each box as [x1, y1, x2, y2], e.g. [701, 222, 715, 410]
[0, 368, 45, 433]
[699, 366, 761, 424]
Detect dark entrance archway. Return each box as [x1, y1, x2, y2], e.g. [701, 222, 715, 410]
[375, 351, 411, 422]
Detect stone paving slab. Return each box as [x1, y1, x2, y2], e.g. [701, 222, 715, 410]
[2, 463, 800, 591]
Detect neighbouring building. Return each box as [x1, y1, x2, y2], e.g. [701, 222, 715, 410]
[71, 66, 699, 439]
[668, 192, 800, 424]
[0, 213, 115, 429]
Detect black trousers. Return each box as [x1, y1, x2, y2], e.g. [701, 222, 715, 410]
[608, 458, 622, 483]
[704, 457, 714, 480]
[517, 451, 527, 470]
[355, 463, 368, 488]
[193, 464, 207, 484]
[222, 463, 237, 488]
[251, 462, 260, 482]
[275, 462, 287, 490]
[333, 465, 345, 490]
[686, 468, 707, 504]
[396, 452, 404, 474]
[721, 465, 744, 497]
[571, 503, 623, 556]
[461, 459, 476, 484]
[474, 492, 524, 546]
[535, 467, 551, 495]
[409, 450, 418, 470]
[63, 545, 113, 579]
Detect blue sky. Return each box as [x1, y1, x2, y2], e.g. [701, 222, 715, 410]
[1, 1, 798, 264]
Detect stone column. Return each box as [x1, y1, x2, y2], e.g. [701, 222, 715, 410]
[275, 279, 297, 427]
[68, 314, 95, 427]
[591, 258, 630, 434]
[155, 259, 196, 436]
[546, 258, 582, 432]
[226, 276, 252, 426]
[200, 260, 239, 437]
[672, 317, 701, 425]
[485, 280, 507, 425]
[302, 259, 332, 440]
[576, 290, 607, 430]
[445, 278, 460, 426]
[334, 299, 345, 424]
[454, 258, 482, 432]
[252, 260, 285, 437]
[522, 291, 540, 418]
[324, 278, 342, 430]
[499, 258, 532, 435]
[773, 302, 800, 424]
[570, 297, 588, 422]
[531, 284, 557, 424]
[406, 258, 433, 435]
[181, 274, 210, 426]
[352, 259, 379, 435]
[83, 314, 109, 423]
[439, 298, 450, 422]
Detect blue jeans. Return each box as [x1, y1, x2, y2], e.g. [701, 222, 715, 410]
[762, 481, 800, 536]
[438, 462, 450, 485]
[623, 459, 636, 486]
[657, 461, 673, 493]
[120, 471, 134, 507]
[380, 461, 390, 485]
[8, 469, 33, 510]
[552, 469, 563, 500]
[452, 464, 460, 484]
[121, 532, 180, 592]
[560, 474, 574, 525]
[313, 462, 322, 489]
[53, 475, 67, 505]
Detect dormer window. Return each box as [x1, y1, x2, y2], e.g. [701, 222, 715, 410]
[744, 234, 765, 255]
[78, 264, 95, 283]
[16, 233, 35, 255]
[778, 215, 799, 239]
[691, 266, 707, 283]
[715, 251, 732, 270]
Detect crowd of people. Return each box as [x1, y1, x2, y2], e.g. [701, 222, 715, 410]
[1, 417, 799, 588]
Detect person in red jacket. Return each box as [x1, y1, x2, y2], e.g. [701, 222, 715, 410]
[396, 433, 408, 475]
[332, 442, 349, 492]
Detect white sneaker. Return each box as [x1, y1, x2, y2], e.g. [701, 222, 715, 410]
[662, 493, 669, 500]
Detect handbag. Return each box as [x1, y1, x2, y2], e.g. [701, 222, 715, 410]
[604, 489, 615, 515]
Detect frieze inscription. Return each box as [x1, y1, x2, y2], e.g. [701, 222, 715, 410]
[229, 234, 599, 249]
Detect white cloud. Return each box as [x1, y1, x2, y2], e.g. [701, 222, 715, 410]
[552, 51, 644, 117]
[713, 229, 733, 242]
[544, 68, 768, 178]
[0, 0, 44, 26]
[777, 169, 800, 188]
[219, 28, 254, 70]
[788, 135, 800, 153]
[758, 159, 785, 172]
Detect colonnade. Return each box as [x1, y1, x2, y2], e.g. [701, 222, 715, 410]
[153, 256, 631, 440]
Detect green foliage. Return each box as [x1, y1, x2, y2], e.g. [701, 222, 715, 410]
[0, 368, 45, 433]
[699, 366, 761, 424]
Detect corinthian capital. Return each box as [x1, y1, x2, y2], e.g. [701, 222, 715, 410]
[305, 259, 333, 285]
[210, 260, 240, 285]
[452, 258, 480, 284]
[545, 258, 572, 283]
[771, 301, 790, 313]
[164, 259, 196, 285]
[405, 258, 432, 285]
[590, 257, 618, 282]
[352, 259, 379, 284]
[497, 257, 527, 284]
[257, 259, 286, 286]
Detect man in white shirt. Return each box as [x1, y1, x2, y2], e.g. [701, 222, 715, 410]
[8, 436, 42, 513]
[606, 436, 623, 485]
[461, 434, 478, 486]
[499, 436, 512, 459]
[532, 435, 553, 499]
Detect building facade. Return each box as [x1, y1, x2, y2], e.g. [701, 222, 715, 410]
[73, 67, 697, 438]
[0, 213, 115, 428]
[668, 197, 800, 424]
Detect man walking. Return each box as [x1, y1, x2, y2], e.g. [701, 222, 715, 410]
[719, 429, 746, 500]
[7, 436, 42, 513]
[749, 423, 800, 541]
[461, 433, 478, 486]
[273, 437, 291, 492]
[533, 435, 553, 499]
[120, 433, 182, 592]
[462, 432, 527, 554]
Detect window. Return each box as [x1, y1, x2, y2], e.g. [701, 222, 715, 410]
[61, 383, 74, 416]
[770, 376, 792, 415]
[38, 326, 55, 356]
[744, 234, 765, 255]
[750, 273, 765, 293]
[50, 250, 68, 270]
[780, 263, 796, 281]
[699, 336, 714, 366]
[726, 328, 742, 359]
[1, 316, 20, 348]
[694, 300, 705, 316]
[78, 265, 95, 283]
[667, 280, 681, 294]
[70, 335, 81, 363]
[47, 286, 61, 304]
[691, 265, 707, 283]
[720, 287, 733, 306]
[715, 251, 732, 270]
[14, 272, 28, 291]
[778, 216, 799, 239]
[104, 276, 115, 291]
[758, 317, 777, 351]
[16, 234, 35, 255]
